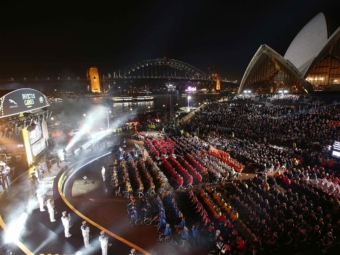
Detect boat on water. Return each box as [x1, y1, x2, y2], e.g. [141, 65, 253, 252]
[198, 88, 208, 93]
[49, 97, 63, 103]
[140, 90, 152, 94]
[108, 96, 155, 103]
[185, 86, 197, 94]
[136, 96, 154, 101]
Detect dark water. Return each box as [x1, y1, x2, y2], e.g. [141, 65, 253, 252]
[106, 93, 221, 113]
[48, 93, 221, 128]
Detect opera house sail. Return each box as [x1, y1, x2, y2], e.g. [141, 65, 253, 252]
[304, 29, 340, 90]
[239, 12, 340, 94]
[238, 45, 313, 94]
[284, 12, 340, 91]
[284, 13, 329, 77]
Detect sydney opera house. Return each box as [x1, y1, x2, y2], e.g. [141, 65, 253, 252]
[238, 13, 340, 94]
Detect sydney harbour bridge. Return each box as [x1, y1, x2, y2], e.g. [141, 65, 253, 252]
[0, 58, 237, 92]
[111, 58, 209, 80]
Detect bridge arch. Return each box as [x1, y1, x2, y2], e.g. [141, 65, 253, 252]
[113, 58, 208, 80]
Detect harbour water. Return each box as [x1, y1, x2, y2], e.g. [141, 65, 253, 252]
[48, 93, 222, 128]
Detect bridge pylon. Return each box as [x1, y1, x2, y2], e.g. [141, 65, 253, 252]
[209, 73, 221, 91]
[87, 67, 101, 93]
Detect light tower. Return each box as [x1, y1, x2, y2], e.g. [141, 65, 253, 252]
[166, 83, 176, 121]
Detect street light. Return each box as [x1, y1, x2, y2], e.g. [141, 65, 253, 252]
[187, 96, 191, 112]
[107, 111, 111, 130]
[83, 114, 86, 117]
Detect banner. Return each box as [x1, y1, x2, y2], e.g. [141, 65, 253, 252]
[0, 88, 50, 118]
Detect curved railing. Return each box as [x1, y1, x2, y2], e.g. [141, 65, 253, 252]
[54, 152, 151, 255]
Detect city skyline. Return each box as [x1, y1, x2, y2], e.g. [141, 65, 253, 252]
[0, 0, 339, 80]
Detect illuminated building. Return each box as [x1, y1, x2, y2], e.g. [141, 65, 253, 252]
[87, 67, 101, 93]
[238, 45, 313, 94]
[239, 13, 340, 93]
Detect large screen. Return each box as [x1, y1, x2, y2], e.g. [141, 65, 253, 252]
[31, 138, 46, 157]
[29, 124, 43, 145]
[332, 141, 340, 158]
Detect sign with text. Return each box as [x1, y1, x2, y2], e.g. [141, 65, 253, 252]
[0, 88, 50, 118]
[332, 141, 340, 158]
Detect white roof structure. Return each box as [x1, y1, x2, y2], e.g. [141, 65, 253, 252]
[239, 12, 340, 94]
[305, 26, 340, 74]
[284, 13, 329, 77]
[238, 45, 314, 94]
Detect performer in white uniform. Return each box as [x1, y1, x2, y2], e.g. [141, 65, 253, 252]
[46, 199, 56, 222]
[61, 211, 72, 238]
[81, 221, 91, 247]
[36, 192, 45, 211]
[129, 249, 137, 255]
[99, 231, 111, 255]
[101, 166, 106, 182]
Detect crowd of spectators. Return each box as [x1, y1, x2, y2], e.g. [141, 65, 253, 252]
[266, 94, 301, 102]
[232, 94, 259, 101]
[176, 97, 340, 253]
[119, 129, 340, 254]
[232, 93, 312, 104]
[190, 102, 340, 149]
[112, 95, 340, 254]
[227, 172, 340, 254]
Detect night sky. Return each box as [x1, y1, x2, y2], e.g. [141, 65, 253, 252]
[0, 0, 339, 80]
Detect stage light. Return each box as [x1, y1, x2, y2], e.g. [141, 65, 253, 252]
[5, 212, 28, 243]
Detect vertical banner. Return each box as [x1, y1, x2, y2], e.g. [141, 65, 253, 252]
[22, 128, 33, 166]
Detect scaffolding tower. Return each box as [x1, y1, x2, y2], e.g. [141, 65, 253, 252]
[166, 83, 176, 120]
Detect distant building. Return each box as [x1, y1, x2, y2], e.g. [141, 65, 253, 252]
[239, 12, 340, 94]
